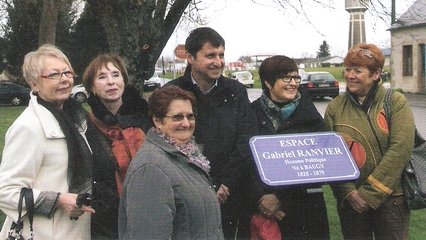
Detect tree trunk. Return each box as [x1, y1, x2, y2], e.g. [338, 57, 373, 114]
[38, 0, 63, 45]
[87, 0, 192, 94]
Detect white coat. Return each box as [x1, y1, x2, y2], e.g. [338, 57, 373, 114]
[0, 93, 91, 240]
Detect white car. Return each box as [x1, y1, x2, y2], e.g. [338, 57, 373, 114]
[143, 72, 170, 92]
[231, 71, 254, 88]
[70, 84, 89, 103]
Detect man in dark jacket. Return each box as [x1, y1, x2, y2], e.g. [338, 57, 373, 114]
[165, 27, 258, 239]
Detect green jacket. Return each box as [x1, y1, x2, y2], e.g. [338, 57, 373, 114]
[324, 85, 415, 209]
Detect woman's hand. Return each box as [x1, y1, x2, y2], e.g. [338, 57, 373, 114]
[258, 194, 285, 220]
[347, 190, 369, 213]
[216, 184, 229, 204]
[273, 210, 286, 221]
[56, 193, 95, 218]
[258, 194, 280, 214]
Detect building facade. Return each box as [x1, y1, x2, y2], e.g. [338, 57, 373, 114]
[390, 0, 426, 93]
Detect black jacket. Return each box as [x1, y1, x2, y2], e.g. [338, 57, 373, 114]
[86, 85, 152, 240]
[251, 89, 330, 239]
[165, 69, 258, 219]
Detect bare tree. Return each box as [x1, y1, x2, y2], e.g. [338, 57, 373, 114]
[85, 0, 203, 90]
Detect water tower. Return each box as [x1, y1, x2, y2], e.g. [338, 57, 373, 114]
[345, 0, 369, 49]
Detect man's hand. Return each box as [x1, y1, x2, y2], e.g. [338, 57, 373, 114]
[216, 184, 229, 204]
[347, 190, 369, 213]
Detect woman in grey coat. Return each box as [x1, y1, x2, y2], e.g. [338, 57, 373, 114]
[118, 85, 224, 239]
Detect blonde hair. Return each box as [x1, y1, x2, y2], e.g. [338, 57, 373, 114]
[22, 44, 73, 87]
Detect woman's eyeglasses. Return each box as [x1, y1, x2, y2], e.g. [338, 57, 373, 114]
[164, 113, 196, 122]
[278, 75, 302, 83]
[41, 71, 75, 80]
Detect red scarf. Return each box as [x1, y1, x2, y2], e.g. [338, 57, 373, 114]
[90, 113, 145, 196]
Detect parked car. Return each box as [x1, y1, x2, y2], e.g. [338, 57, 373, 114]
[70, 84, 89, 103]
[231, 71, 254, 88]
[299, 71, 339, 99]
[0, 82, 31, 106]
[143, 72, 170, 92]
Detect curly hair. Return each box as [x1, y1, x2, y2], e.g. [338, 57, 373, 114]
[148, 85, 196, 119]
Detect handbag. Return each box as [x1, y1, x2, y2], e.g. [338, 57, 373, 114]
[250, 213, 281, 240]
[8, 188, 34, 240]
[384, 90, 426, 210]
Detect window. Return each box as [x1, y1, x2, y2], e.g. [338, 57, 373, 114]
[403, 45, 413, 76]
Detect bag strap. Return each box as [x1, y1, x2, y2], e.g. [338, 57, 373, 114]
[383, 89, 395, 128]
[385, 90, 425, 148]
[22, 188, 34, 239]
[13, 189, 26, 233]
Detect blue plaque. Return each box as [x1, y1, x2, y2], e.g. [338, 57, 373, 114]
[249, 132, 359, 186]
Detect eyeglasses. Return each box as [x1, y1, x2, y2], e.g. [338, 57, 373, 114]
[352, 48, 374, 58]
[41, 71, 75, 80]
[277, 75, 301, 83]
[164, 113, 196, 122]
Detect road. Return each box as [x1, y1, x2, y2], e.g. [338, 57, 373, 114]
[247, 87, 425, 138]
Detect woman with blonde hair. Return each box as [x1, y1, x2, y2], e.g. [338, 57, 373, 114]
[0, 44, 94, 239]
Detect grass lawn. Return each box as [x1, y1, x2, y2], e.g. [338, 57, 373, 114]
[0, 76, 425, 238]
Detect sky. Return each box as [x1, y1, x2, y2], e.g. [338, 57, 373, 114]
[161, 0, 416, 62]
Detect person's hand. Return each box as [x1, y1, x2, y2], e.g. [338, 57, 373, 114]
[258, 194, 286, 220]
[216, 184, 229, 204]
[258, 194, 280, 217]
[347, 190, 369, 213]
[56, 193, 95, 218]
[273, 210, 286, 221]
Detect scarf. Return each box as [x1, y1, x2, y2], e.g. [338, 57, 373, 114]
[88, 85, 147, 195]
[346, 81, 379, 113]
[155, 128, 211, 173]
[37, 97, 92, 194]
[259, 91, 301, 131]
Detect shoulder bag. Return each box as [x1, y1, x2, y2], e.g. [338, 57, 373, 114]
[384, 90, 426, 210]
[8, 188, 34, 240]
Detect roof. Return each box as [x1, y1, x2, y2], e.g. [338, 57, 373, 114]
[381, 48, 391, 56]
[390, 0, 426, 30]
[300, 56, 344, 64]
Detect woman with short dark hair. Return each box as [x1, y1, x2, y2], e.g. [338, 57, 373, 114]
[251, 55, 330, 239]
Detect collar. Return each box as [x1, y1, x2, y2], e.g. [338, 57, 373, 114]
[191, 74, 218, 95]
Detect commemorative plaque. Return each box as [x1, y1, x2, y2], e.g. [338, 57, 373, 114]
[249, 132, 359, 186]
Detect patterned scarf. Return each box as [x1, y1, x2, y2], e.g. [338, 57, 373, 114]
[88, 85, 147, 195]
[259, 91, 301, 131]
[155, 128, 211, 173]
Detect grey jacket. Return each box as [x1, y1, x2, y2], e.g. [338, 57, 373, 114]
[118, 129, 224, 240]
